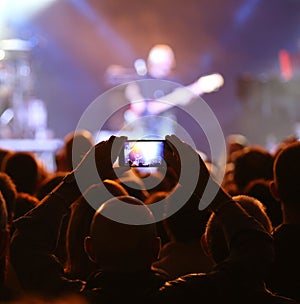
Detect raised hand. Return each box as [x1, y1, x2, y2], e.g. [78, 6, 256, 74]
[73, 135, 128, 192]
[164, 134, 230, 211]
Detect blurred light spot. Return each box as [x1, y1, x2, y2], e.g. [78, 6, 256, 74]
[0, 108, 14, 125]
[0, 39, 32, 51]
[20, 65, 31, 76]
[0, 0, 57, 25]
[234, 0, 260, 26]
[0, 49, 5, 60]
[134, 59, 147, 76]
[279, 49, 292, 81]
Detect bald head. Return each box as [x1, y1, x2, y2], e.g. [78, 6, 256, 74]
[85, 196, 160, 271]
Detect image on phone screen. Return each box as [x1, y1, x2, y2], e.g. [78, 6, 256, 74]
[120, 140, 165, 167]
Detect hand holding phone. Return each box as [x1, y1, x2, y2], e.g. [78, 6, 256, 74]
[74, 135, 128, 189]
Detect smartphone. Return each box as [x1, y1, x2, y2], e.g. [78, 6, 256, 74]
[119, 139, 165, 167]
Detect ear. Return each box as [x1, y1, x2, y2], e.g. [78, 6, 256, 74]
[84, 236, 97, 263]
[270, 181, 280, 201]
[141, 236, 161, 261]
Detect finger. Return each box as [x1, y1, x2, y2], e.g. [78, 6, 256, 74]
[165, 134, 180, 155]
[110, 136, 127, 162]
[108, 135, 116, 143]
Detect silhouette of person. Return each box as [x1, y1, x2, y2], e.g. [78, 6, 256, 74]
[267, 141, 300, 301]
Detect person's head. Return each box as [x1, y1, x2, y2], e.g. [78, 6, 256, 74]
[10, 192, 40, 237]
[1, 151, 41, 195]
[56, 129, 94, 172]
[147, 44, 176, 78]
[0, 148, 12, 170]
[202, 195, 272, 265]
[0, 172, 17, 225]
[0, 191, 9, 287]
[35, 171, 66, 201]
[270, 141, 300, 206]
[84, 196, 160, 272]
[65, 179, 129, 279]
[14, 192, 40, 220]
[232, 146, 274, 193]
[226, 134, 248, 163]
[244, 179, 282, 227]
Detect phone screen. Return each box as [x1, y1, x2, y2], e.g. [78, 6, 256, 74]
[119, 140, 165, 167]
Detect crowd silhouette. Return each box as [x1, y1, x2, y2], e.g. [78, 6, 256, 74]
[0, 127, 299, 304]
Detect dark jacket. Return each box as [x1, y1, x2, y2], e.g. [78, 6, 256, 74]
[266, 224, 300, 302]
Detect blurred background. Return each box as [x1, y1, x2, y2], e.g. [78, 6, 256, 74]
[0, 0, 300, 155]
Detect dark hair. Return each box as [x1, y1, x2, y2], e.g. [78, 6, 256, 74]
[244, 179, 282, 227]
[273, 141, 300, 204]
[2, 151, 40, 195]
[232, 146, 274, 193]
[0, 191, 7, 231]
[0, 191, 8, 287]
[206, 195, 272, 264]
[14, 192, 40, 220]
[0, 148, 12, 169]
[0, 172, 17, 223]
[35, 171, 66, 200]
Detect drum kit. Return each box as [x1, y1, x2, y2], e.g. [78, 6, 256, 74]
[0, 38, 47, 139]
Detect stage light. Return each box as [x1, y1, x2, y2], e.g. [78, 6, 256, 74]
[134, 59, 147, 76]
[0, 50, 5, 60]
[0, 0, 57, 25]
[0, 39, 32, 51]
